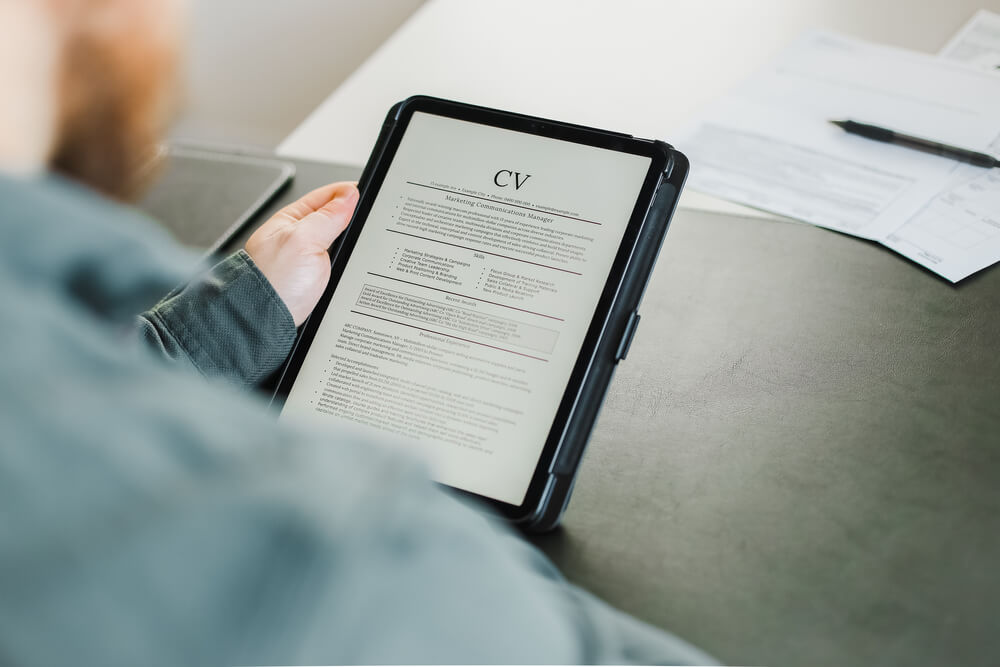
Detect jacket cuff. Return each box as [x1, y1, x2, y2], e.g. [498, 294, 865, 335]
[144, 250, 297, 387]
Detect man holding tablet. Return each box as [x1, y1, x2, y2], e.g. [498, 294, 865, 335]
[0, 1, 714, 665]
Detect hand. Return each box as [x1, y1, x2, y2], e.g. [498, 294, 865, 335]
[245, 181, 359, 326]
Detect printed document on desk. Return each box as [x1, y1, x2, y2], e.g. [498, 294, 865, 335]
[880, 136, 1000, 282]
[675, 30, 1000, 281]
[940, 9, 1000, 72]
[878, 11, 1000, 281]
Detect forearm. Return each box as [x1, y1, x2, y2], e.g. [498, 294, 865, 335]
[138, 250, 297, 387]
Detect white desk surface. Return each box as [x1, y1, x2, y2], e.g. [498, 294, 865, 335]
[277, 0, 998, 217]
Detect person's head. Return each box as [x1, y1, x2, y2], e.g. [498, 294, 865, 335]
[0, 0, 185, 200]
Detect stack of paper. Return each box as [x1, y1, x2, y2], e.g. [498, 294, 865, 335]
[675, 14, 1000, 283]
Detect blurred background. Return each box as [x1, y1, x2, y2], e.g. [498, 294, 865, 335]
[172, 0, 425, 147]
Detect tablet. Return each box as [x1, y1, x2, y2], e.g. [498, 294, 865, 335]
[273, 96, 687, 531]
[138, 145, 294, 255]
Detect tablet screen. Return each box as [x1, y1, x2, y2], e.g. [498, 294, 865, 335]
[281, 111, 652, 506]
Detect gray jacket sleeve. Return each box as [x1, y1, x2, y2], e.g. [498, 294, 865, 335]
[137, 250, 297, 387]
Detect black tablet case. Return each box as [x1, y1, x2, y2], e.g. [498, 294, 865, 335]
[527, 171, 684, 531]
[323, 97, 687, 532]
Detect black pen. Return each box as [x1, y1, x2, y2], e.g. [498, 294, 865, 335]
[830, 119, 999, 168]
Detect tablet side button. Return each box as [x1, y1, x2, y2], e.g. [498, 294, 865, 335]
[615, 312, 640, 362]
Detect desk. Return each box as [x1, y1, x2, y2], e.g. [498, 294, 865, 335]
[206, 153, 1000, 667]
[527, 208, 1000, 667]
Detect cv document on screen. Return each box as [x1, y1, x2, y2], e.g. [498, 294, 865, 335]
[282, 112, 651, 505]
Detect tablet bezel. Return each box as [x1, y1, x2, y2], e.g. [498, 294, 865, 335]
[272, 96, 672, 522]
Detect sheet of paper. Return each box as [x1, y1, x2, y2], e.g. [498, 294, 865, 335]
[878, 12, 1000, 281]
[940, 9, 1000, 71]
[882, 135, 1000, 282]
[674, 30, 1000, 281]
[678, 97, 967, 240]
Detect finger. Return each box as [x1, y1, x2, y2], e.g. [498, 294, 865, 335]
[296, 184, 360, 248]
[276, 181, 358, 221]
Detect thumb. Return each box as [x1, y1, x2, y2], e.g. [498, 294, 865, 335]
[297, 185, 360, 248]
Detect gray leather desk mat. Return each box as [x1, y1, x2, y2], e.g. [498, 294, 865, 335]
[176, 152, 999, 667]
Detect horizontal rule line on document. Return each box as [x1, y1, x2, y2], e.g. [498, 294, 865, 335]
[349, 310, 549, 362]
[366, 272, 565, 321]
[406, 181, 602, 225]
[385, 228, 583, 276]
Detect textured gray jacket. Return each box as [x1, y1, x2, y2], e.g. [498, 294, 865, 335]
[0, 173, 715, 665]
